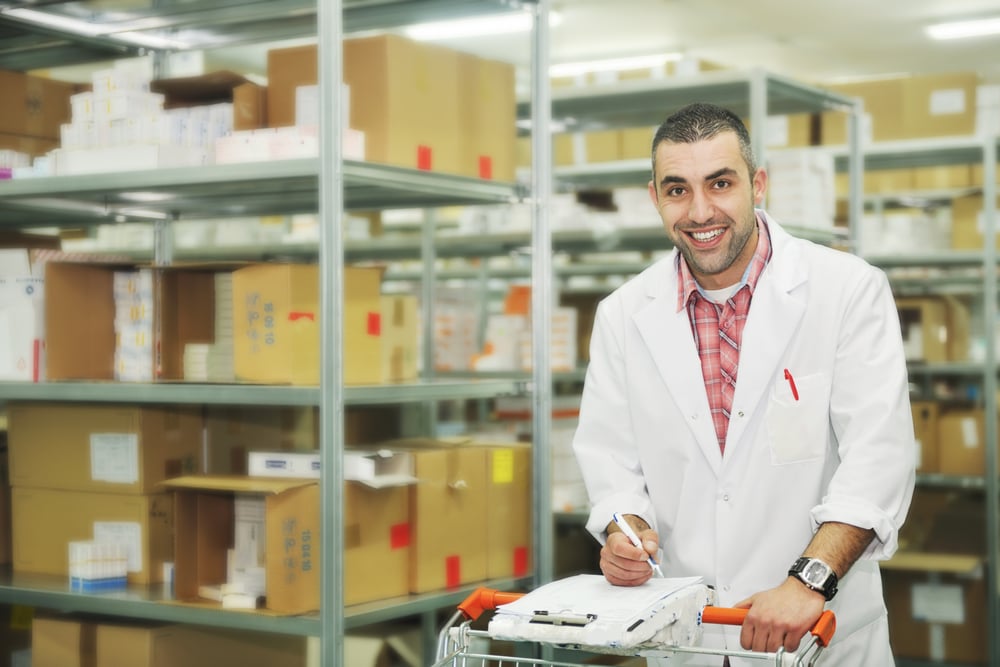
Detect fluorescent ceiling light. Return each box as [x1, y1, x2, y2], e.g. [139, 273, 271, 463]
[2, 7, 190, 49]
[404, 10, 560, 40]
[926, 16, 1000, 40]
[550, 53, 684, 78]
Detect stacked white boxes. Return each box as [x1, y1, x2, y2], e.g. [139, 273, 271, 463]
[765, 148, 836, 230]
[53, 61, 221, 175]
[68, 540, 128, 592]
[113, 269, 155, 382]
[0, 249, 45, 381]
[184, 272, 235, 381]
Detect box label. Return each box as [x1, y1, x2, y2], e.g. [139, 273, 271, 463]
[960, 417, 979, 448]
[492, 450, 514, 485]
[90, 433, 139, 484]
[929, 89, 965, 115]
[912, 582, 964, 624]
[243, 292, 276, 353]
[93, 521, 143, 572]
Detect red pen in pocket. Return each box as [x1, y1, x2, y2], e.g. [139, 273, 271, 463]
[784, 368, 799, 401]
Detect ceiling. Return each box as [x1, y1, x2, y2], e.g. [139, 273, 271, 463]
[6, 0, 1000, 86]
[427, 0, 1000, 85]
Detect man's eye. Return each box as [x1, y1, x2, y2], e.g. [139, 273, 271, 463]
[713, 180, 731, 190]
[667, 187, 685, 197]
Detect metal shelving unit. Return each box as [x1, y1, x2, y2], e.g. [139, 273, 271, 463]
[0, 2, 553, 666]
[856, 135, 999, 666]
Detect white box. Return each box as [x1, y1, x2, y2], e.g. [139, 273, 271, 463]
[247, 451, 320, 479]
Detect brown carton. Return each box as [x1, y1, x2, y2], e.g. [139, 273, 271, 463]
[231, 263, 382, 385]
[457, 53, 517, 181]
[8, 403, 202, 494]
[380, 295, 419, 383]
[12, 488, 173, 584]
[32, 615, 98, 667]
[910, 401, 940, 474]
[483, 442, 532, 580]
[0, 70, 75, 140]
[151, 71, 266, 130]
[163, 475, 320, 614]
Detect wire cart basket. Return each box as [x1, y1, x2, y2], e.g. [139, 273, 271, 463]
[432, 586, 836, 667]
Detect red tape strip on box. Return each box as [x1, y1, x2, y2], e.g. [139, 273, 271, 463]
[390, 523, 411, 549]
[367, 312, 381, 336]
[417, 145, 432, 171]
[478, 155, 493, 180]
[513, 546, 529, 577]
[445, 555, 461, 588]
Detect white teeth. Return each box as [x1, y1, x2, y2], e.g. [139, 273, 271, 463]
[691, 229, 724, 241]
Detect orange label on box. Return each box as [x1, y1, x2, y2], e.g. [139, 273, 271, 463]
[478, 155, 493, 180]
[417, 145, 432, 170]
[367, 312, 381, 336]
[445, 555, 461, 588]
[390, 522, 410, 549]
[513, 546, 529, 577]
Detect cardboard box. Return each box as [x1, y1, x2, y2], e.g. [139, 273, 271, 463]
[0, 132, 58, 157]
[457, 53, 516, 181]
[0, 70, 76, 140]
[882, 553, 986, 664]
[895, 296, 969, 363]
[0, 605, 31, 667]
[12, 488, 173, 584]
[32, 614, 98, 667]
[378, 439, 488, 593]
[910, 401, 940, 474]
[151, 71, 266, 131]
[163, 475, 319, 614]
[620, 126, 656, 160]
[44, 262, 221, 382]
[901, 72, 979, 139]
[344, 481, 411, 606]
[483, 443, 532, 580]
[269, 36, 465, 174]
[8, 403, 202, 494]
[937, 408, 987, 476]
[231, 263, 382, 385]
[821, 77, 907, 145]
[381, 295, 418, 383]
[95, 622, 306, 667]
[951, 193, 999, 250]
[204, 405, 318, 475]
[913, 165, 972, 190]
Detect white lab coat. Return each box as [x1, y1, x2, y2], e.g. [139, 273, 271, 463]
[573, 215, 914, 667]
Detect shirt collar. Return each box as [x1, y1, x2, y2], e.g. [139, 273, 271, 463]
[676, 212, 773, 312]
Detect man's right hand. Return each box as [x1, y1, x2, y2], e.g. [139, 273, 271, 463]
[600, 517, 660, 586]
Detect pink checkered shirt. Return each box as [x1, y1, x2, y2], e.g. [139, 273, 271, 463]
[676, 215, 772, 454]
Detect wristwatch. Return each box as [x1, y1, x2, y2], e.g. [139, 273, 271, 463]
[788, 557, 838, 601]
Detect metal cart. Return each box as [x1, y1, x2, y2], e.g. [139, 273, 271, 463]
[433, 586, 836, 667]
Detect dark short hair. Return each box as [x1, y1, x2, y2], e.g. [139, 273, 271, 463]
[651, 102, 757, 177]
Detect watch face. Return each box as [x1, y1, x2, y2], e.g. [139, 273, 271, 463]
[803, 560, 831, 585]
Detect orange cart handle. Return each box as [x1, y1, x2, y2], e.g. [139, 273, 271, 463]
[457, 587, 526, 621]
[701, 607, 837, 648]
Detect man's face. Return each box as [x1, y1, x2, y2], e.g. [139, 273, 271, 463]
[647, 132, 767, 290]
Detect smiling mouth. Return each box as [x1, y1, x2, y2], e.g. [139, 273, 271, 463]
[689, 228, 725, 242]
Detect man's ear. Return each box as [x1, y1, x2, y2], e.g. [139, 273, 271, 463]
[752, 167, 768, 206]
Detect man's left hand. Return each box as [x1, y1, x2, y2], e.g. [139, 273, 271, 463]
[733, 577, 826, 653]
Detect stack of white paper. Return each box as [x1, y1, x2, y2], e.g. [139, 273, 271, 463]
[488, 574, 711, 654]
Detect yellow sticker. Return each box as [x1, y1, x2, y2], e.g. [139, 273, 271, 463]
[492, 450, 514, 485]
[10, 605, 33, 630]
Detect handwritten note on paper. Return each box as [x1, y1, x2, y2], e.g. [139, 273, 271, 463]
[497, 574, 703, 624]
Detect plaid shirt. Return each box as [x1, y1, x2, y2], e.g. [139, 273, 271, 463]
[676, 215, 772, 454]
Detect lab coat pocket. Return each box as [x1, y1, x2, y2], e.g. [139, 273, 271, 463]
[766, 371, 831, 464]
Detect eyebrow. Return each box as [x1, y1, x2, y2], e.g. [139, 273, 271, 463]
[657, 166, 739, 190]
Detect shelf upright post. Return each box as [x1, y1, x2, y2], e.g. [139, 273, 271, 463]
[846, 99, 864, 254]
[983, 135, 999, 667]
[317, 0, 346, 665]
[530, 0, 554, 589]
[748, 69, 767, 174]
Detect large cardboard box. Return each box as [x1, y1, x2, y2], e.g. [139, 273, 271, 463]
[95, 622, 306, 667]
[821, 77, 907, 145]
[0, 70, 76, 140]
[0, 605, 31, 667]
[483, 443, 532, 580]
[8, 403, 201, 494]
[231, 263, 382, 385]
[151, 70, 266, 131]
[895, 296, 969, 363]
[0, 436, 10, 565]
[268, 36, 466, 175]
[901, 72, 979, 139]
[44, 262, 220, 381]
[12, 488, 173, 584]
[163, 475, 320, 614]
[381, 295, 419, 383]
[344, 480, 411, 606]
[937, 408, 987, 476]
[457, 53, 516, 181]
[0, 132, 58, 157]
[32, 615, 98, 667]
[882, 553, 986, 664]
[910, 401, 940, 474]
[951, 193, 999, 250]
[383, 439, 488, 593]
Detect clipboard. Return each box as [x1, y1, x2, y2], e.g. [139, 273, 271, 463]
[487, 574, 714, 653]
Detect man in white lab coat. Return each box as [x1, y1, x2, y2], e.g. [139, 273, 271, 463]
[572, 102, 915, 666]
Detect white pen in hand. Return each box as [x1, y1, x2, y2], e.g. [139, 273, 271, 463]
[612, 512, 664, 578]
